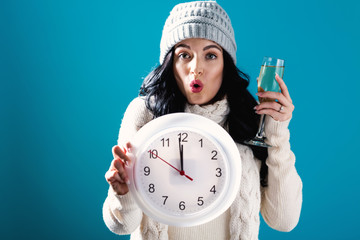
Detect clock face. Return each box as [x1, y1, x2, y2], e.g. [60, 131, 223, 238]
[126, 113, 241, 227]
[134, 128, 228, 216]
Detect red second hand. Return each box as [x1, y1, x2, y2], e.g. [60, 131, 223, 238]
[148, 150, 193, 181]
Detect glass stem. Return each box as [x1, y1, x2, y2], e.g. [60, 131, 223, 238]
[255, 114, 266, 139]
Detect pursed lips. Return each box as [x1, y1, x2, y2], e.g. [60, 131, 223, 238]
[190, 79, 204, 93]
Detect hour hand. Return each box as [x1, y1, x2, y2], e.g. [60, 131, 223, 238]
[179, 137, 185, 175]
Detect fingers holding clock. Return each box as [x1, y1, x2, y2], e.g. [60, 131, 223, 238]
[112, 144, 132, 179]
[110, 156, 129, 184]
[112, 143, 133, 165]
[105, 166, 129, 195]
[105, 144, 133, 195]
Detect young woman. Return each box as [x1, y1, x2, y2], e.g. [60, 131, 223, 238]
[103, 1, 302, 239]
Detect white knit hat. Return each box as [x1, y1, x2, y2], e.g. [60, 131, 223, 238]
[160, 1, 237, 64]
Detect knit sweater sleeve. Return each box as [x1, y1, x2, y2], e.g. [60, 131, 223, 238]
[260, 117, 303, 232]
[102, 97, 153, 235]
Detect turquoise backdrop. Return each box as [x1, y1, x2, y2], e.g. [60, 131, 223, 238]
[1, 0, 359, 239]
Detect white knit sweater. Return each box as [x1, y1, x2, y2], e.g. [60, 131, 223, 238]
[103, 97, 302, 240]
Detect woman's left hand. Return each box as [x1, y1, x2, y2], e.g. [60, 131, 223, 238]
[254, 73, 294, 121]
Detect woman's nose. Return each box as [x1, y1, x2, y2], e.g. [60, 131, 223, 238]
[190, 57, 203, 77]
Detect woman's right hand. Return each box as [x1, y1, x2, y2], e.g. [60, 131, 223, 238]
[105, 143, 132, 195]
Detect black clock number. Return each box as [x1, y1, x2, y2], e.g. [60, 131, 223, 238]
[144, 166, 150, 176]
[211, 150, 218, 160]
[199, 138, 203, 148]
[210, 185, 216, 194]
[179, 201, 186, 210]
[162, 196, 168, 205]
[161, 138, 170, 147]
[197, 197, 204, 206]
[215, 168, 222, 177]
[149, 184, 155, 193]
[178, 132, 188, 142]
[149, 149, 158, 159]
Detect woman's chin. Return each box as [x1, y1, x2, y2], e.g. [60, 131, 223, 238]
[186, 96, 211, 106]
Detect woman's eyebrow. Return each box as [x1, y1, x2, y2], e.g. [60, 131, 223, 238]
[203, 45, 222, 52]
[175, 44, 191, 49]
[175, 43, 222, 52]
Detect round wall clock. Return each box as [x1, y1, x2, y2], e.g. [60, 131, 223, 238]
[126, 112, 241, 227]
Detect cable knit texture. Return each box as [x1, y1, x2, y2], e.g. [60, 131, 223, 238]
[102, 97, 302, 240]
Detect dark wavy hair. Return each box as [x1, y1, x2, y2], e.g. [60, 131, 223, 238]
[140, 48, 269, 187]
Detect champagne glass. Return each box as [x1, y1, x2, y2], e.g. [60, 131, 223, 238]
[244, 56, 285, 148]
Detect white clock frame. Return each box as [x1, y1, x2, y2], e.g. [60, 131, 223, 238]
[126, 112, 241, 227]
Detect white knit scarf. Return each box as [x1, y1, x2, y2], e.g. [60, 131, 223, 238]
[185, 98, 230, 127]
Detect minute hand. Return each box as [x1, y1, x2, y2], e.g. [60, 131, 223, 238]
[179, 137, 184, 174]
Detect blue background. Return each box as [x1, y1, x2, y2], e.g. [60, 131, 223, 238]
[1, 0, 359, 239]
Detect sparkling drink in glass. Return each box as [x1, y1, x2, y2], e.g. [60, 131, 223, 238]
[245, 56, 285, 147]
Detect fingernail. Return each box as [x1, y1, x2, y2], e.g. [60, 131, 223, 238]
[126, 179, 130, 185]
[253, 106, 258, 110]
[122, 147, 127, 154]
[256, 92, 262, 96]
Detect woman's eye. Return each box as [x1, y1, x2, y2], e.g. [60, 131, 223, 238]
[179, 53, 190, 59]
[206, 53, 217, 60]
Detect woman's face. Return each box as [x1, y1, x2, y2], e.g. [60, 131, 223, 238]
[173, 38, 224, 105]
